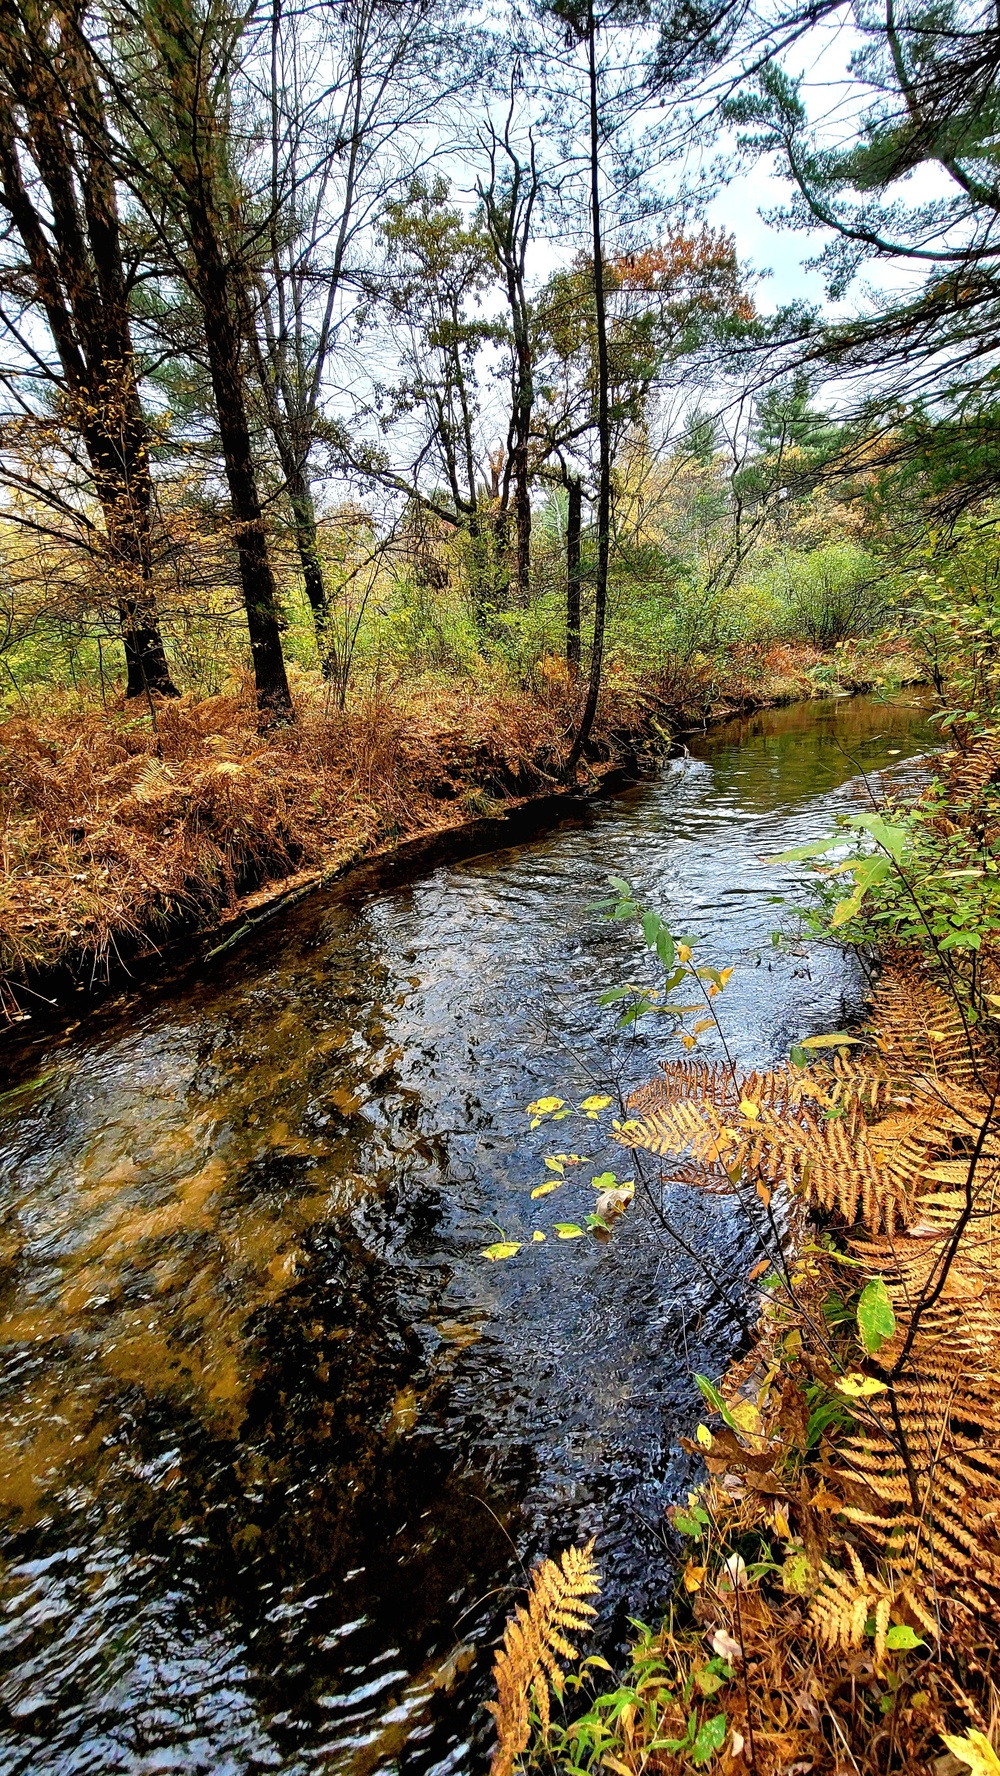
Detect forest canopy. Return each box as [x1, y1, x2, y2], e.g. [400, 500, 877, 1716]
[0, 0, 990, 741]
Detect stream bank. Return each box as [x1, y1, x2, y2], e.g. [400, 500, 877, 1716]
[0, 639, 918, 1029]
[0, 692, 934, 1776]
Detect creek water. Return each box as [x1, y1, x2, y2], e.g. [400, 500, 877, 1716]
[0, 692, 935, 1776]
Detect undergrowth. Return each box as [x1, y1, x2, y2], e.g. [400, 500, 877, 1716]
[488, 662, 1000, 1772]
[0, 638, 904, 1014]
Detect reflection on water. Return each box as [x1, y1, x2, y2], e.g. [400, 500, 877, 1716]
[0, 693, 935, 1775]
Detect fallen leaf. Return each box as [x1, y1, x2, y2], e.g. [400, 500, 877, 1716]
[710, 1628, 743, 1663]
[940, 1730, 1000, 1776]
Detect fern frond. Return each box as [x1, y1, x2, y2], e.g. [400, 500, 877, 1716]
[487, 1541, 600, 1776]
[870, 969, 983, 1086]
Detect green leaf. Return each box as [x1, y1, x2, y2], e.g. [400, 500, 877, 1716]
[768, 837, 843, 863]
[607, 876, 633, 896]
[691, 1712, 727, 1764]
[672, 1511, 705, 1537]
[857, 1277, 896, 1354]
[656, 927, 676, 968]
[695, 1374, 741, 1432]
[642, 909, 661, 949]
[851, 814, 909, 863]
[830, 890, 865, 930]
[553, 1222, 585, 1239]
[885, 1624, 924, 1651]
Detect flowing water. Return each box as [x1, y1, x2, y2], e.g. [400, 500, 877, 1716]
[0, 692, 935, 1776]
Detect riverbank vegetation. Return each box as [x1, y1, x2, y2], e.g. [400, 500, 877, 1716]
[0, 0, 938, 1013]
[488, 534, 1000, 1773]
[2, 0, 1000, 1762]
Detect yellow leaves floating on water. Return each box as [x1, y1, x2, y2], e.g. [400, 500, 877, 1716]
[579, 1095, 612, 1119]
[526, 1096, 568, 1128]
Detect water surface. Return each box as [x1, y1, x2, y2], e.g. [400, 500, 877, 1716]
[0, 693, 935, 1775]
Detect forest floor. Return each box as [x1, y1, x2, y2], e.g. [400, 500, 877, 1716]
[0, 635, 915, 1021]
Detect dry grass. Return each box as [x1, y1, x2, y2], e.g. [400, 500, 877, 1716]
[0, 640, 912, 1012]
[0, 665, 605, 1003]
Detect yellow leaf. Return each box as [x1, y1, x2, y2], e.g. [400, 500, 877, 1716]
[756, 1180, 772, 1209]
[740, 1099, 760, 1120]
[683, 1560, 706, 1593]
[544, 1156, 565, 1174]
[579, 1095, 612, 1112]
[531, 1181, 561, 1198]
[719, 967, 734, 986]
[730, 1399, 762, 1435]
[940, 1731, 1000, 1776]
[531, 1230, 546, 1242]
[527, 1096, 564, 1116]
[680, 1033, 697, 1051]
[835, 1372, 888, 1397]
[928, 1029, 946, 1042]
[696, 1423, 713, 1448]
[482, 1242, 521, 1260]
[554, 1222, 585, 1239]
[677, 942, 692, 962]
[799, 1032, 861, 1049]
[692, 1018, 715, 1035]
[773, 1504, 791, 1539]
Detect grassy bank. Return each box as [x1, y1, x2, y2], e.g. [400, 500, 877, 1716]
[0, 636, 910, 1021]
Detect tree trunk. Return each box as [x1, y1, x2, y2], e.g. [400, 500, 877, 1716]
[282, 450, 341, 683]
[0, 77, 178, 699]
[513, 427, 531, 606]
[565, 0, 610, 775]
[566, 477, 582, 671]
[190, 211, 294, 728]
[90, 431, 178, 698]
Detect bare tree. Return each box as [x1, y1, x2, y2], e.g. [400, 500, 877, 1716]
[101, 0, 294, 726]
[0, 0, 178, 697]
[477, 81, 542, 606]
[248, 0, 468, 675]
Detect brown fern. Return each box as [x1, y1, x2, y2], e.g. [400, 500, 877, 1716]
[487, 1541, 600, 1776]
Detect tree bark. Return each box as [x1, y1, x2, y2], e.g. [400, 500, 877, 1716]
[565, 0, 610, 774]
[284, 456, 339, 681]
[566, 476, 582, 671]
[0, 19, 178, 698]
[187, 204, 294, 727]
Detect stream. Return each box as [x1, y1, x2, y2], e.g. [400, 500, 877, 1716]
[0, 692, 935, 1776]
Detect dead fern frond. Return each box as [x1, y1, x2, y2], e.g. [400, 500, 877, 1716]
[871, 967, 984, 1086]
[487, 1541, 600, 1776]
